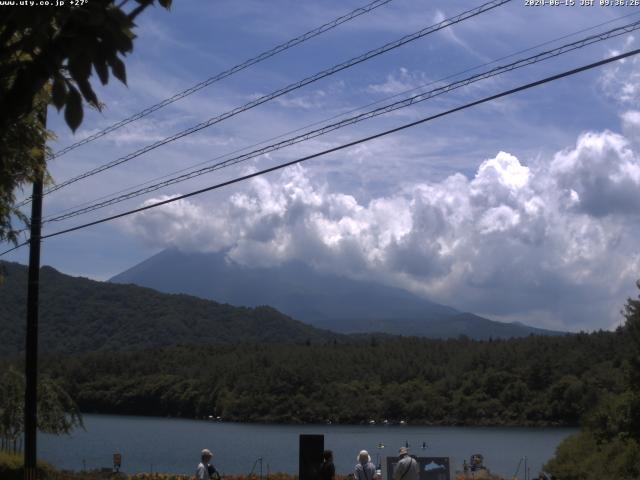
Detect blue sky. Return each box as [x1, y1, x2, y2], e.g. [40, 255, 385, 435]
[4, 0, 640, 331]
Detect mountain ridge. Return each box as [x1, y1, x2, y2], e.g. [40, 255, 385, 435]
[110, 248, 564, 339]
[0, 260, 344, 356]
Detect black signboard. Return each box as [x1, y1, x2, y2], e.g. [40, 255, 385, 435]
[299, 434, 324, 480]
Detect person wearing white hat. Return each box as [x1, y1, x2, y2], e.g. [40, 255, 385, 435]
[196, 449, 213, 480]
[354, 450, 376, 480]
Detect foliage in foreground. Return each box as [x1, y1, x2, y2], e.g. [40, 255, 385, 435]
[0, 367, 82, 453]
[0, 451, 54, 480]
[0, 0, 171, 245]
[545, 281, 640, 479]
[544, 431, 639, 480]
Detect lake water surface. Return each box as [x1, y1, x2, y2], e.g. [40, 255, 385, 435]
[39, 414, 576, 478]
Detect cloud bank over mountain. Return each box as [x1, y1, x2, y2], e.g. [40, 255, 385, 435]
[121, 117, 640, 332]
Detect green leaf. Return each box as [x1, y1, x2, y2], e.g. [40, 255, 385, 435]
[67, 54, 92, 83]
[94, 59, 109, 85]
[110, 56, 127, 85]
[51, 75, 67, 111]
[77, 78, 100, 110]
[111, 26, 135, 53]
[64, 85, 83, 132]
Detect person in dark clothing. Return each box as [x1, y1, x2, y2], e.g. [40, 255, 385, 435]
[320, 450, 336, 480]
[208, 462, 221, 480]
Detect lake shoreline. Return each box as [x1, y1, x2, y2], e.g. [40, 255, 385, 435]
[76, 410, 577, 429]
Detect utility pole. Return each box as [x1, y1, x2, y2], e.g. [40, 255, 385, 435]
[24, 107, 46, 480]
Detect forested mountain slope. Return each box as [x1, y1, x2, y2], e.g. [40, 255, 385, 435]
[0, 261, 342, 355]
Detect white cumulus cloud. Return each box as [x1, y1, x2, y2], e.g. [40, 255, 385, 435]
[600, 35, 640, 107]
[121, 126, 640, 332]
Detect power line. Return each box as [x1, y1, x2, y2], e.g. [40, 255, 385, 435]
[1, 242, 28, 257]
[0, 45, 634, 257]
[50, 0, 396, 159]
[41, 19, 640, 224]
[30, 0, 512, 202]
[41, 9, 640, 222]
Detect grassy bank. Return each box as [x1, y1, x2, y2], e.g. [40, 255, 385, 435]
[0, 451, 56, 480]
[0, 454, 307, 480]
[0, 453, 505, 480]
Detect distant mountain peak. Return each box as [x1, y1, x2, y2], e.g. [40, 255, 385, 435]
[110, 249, 564, 340]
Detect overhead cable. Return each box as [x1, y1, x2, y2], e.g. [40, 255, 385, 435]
[50, 0, 397, 159]
[41, 9, 640, 221]
[0, 45, 633, 258]
[41, 20, 640, 224]
[32, 0, 512, 201]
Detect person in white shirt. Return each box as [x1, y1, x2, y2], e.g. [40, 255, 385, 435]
[196, 448, 213, 480]
[355, 450, 376, 480]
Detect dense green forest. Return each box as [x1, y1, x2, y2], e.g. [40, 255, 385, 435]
[9, 331, 624, 427]
[0, 261, 343, 355]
